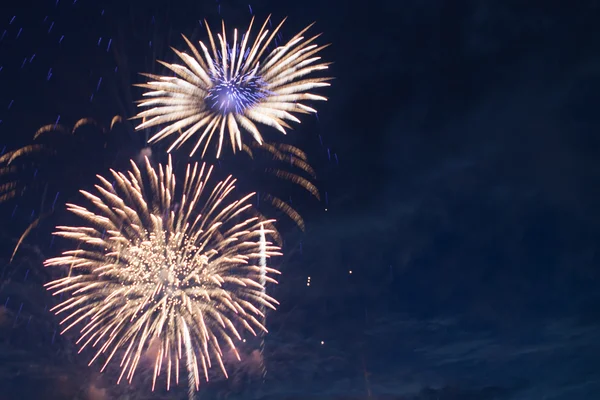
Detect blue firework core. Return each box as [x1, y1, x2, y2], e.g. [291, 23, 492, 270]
[207, 72, 267, 115]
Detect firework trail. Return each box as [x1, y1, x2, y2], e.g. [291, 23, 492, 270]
[184, 323, 196, 400]
[258, 223, 267, 381]
[0, 117, 125, 204]
[0, 117, 125, 260]
[44, 156, 282, 392]
[240, 141, 320, 231]
[135, 15, 332, 158]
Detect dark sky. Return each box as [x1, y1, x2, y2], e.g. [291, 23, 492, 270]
[1, 0, 600, 399]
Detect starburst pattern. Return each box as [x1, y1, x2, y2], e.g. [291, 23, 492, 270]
[43, 156, 282, 391]
[135, 16, 332, 158]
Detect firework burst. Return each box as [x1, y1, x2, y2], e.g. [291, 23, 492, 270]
[135, 15, 332, 158]
[43, 156, 282, 392]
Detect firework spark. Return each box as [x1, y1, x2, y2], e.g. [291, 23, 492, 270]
[44, 156, 282, 392]
[0, 116, 124, 204]
[135, 15, 332, 158]
[241, 141, 320, 231]
[0, 117, 126, 261]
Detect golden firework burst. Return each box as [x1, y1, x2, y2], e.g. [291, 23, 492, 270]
[44, 156, 281, 391]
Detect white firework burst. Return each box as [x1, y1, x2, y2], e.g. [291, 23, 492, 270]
[44, 156, 282, 391]
[135, 15, 332, 158]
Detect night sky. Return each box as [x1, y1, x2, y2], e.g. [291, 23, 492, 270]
[1, 0, 600, 399]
